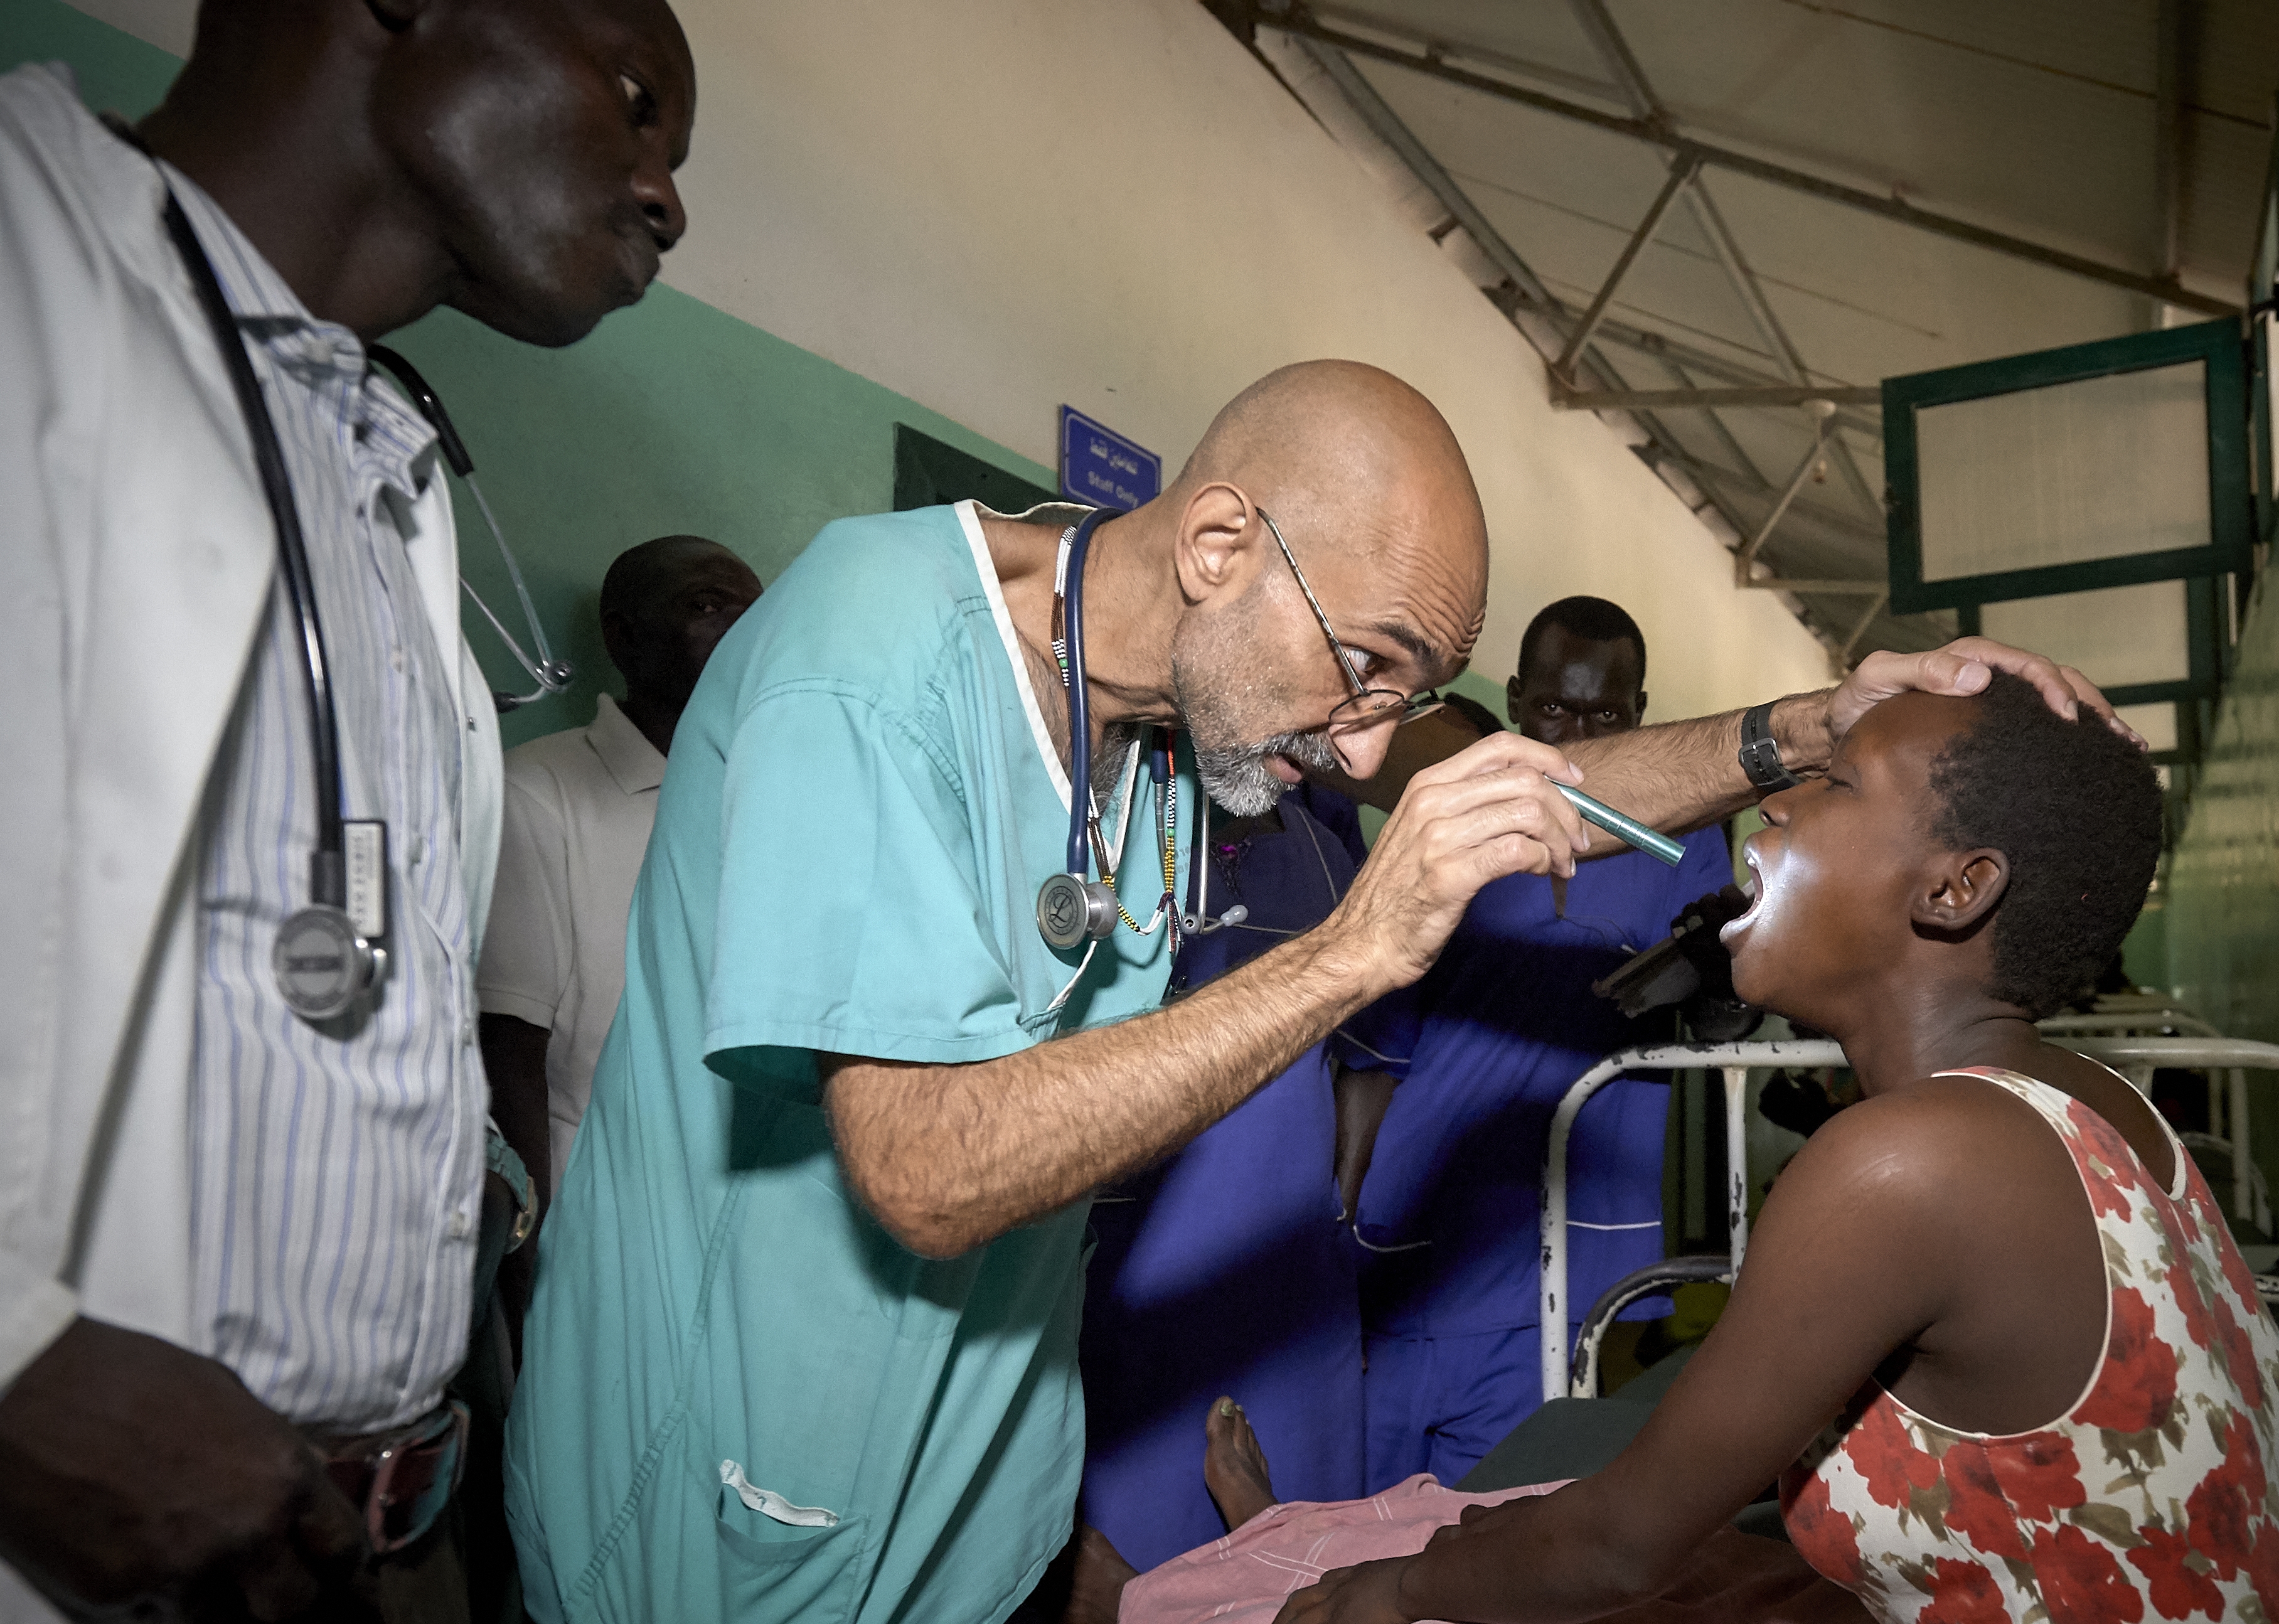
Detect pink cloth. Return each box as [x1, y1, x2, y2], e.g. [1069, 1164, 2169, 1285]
[1118, 1473, 1571, 1623]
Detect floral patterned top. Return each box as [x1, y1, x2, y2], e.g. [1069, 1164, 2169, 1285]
[1781, 1066, 2279, 1622]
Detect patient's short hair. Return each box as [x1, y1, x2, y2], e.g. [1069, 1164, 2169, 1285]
[1926, 672, 2162, 1020]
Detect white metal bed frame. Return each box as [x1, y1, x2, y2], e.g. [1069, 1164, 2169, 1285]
[1539, 1034, 2279, 1404]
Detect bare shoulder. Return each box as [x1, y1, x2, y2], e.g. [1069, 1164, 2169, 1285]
[1765, 1070, 2118, 1251]
[1773, 1078, 2034, 1201]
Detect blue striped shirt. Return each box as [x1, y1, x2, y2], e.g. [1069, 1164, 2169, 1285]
[171, 171, 486, 1432]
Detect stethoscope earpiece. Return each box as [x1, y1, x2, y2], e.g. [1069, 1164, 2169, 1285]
[1180, 902, 1247, 936]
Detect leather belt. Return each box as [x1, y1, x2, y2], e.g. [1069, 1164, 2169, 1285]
[306, 1399, 469, 1555]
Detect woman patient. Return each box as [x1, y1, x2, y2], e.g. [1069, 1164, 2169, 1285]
[1114, 674, 2278, 1622]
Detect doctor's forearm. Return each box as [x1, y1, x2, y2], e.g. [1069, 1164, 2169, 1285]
[1563, 692, 1828, 856]
[830, 732, 1597, 1257]
[823, 927, 1382, 1259]
[1561, 639, 2130, 860]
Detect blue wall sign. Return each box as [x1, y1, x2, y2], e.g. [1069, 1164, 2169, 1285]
[1059, 406, 1161, 511]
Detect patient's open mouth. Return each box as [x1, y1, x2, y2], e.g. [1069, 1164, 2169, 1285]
[1721, 851, 1764, 943]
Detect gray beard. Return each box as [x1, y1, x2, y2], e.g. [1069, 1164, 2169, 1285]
[1192, 727, 1340, 816]
[1167, 641, 1343, 815]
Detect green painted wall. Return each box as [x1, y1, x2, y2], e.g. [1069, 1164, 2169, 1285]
[2, 1, 176, 116]
[387, 302, 1053, 746]
[4, 0, 1054, 748]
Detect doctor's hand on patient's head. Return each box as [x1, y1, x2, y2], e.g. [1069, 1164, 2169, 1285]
[1827, 638, 2140, 750]
[1320, 731, 1588, 1000]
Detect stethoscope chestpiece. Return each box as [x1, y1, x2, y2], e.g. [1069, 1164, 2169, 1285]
[1037, 872, 1119, 952]
[272, 905, 385, 1022]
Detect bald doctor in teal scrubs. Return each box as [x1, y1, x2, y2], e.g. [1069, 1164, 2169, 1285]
[503, 361, 2100, 1623]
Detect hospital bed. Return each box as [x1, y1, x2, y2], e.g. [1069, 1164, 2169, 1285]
[1540, 1034, 2279, 1404]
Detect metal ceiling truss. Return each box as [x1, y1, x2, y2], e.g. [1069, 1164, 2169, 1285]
[1560, 0, 1887, 527]
[1554, 383, 1880, 410]
[1559, 0, 1886, 599]
[1294, 45, 1753, 528]
[1246, 1, 2240, 320]
[1552, 152, 1700, 377]
[1734, 410, 1835, 580]
[2155, 0, 2187, 297]
[1273, 26, 1885, 666]
[1646, 446, 1882, 547]
[1558, 313, 1882, 439]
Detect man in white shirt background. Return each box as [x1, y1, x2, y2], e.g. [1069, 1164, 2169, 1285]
[480, 535, 764, 1261]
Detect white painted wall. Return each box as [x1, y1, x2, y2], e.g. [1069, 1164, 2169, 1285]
[666, 0, 1832, 717]
[73, 0, 1832, 718]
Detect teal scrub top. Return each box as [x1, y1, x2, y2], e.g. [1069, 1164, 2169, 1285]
[504, 503, 1191, 1624]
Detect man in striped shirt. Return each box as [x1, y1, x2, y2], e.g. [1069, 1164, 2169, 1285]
[0, 0, 694, 1618]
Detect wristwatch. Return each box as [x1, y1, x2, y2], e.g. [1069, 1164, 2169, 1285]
[1737, 700, 1802, 793]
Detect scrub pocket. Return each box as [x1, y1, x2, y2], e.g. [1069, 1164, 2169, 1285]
[714, 1478, 867, 1619]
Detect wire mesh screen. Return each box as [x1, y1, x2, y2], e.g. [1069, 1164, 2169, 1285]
[1980, 579, 2192, 690]
[1915, 361, 2210, 584]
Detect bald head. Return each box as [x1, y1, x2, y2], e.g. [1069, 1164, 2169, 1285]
[1158, 362, 1490, 808]
[1179, 361, 1486, 606]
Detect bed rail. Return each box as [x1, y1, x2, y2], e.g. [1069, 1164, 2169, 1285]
[1541, 1035, 2279, 1404]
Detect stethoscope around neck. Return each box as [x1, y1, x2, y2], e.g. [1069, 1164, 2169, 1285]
[365, 345, 577, 712]
[135, 134, 572, 1025]
[1033, 510, 1246, 968]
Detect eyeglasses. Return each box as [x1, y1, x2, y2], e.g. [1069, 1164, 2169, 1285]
[1256, 507, 1444, 732]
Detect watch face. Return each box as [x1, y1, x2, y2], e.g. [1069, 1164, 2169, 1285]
[274, 905, 373, 1021]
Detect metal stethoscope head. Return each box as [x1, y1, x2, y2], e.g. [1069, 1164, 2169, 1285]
[366, 346, 575, 712]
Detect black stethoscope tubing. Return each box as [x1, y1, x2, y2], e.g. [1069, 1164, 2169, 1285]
[161, 188, 352, 906]
[1054, 507, 1246, 941]
[1061, 508, 1109, 876]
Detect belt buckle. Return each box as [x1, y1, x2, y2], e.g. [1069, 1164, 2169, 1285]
[366, 1399, 469, 1554]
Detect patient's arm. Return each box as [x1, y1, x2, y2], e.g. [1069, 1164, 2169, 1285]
[1273, 1085, 1997, 1623]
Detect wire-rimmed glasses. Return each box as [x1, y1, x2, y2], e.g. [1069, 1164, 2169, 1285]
[1256, 507, 1444, 732]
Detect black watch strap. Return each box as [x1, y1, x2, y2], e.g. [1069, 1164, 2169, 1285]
[1738, 700, 1802, 793]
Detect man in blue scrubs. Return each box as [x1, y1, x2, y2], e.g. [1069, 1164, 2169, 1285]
[1077, 784, 1411, 1573]
[1354, 599, 1732, 1489]
[502, 354, 2103, 1622]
